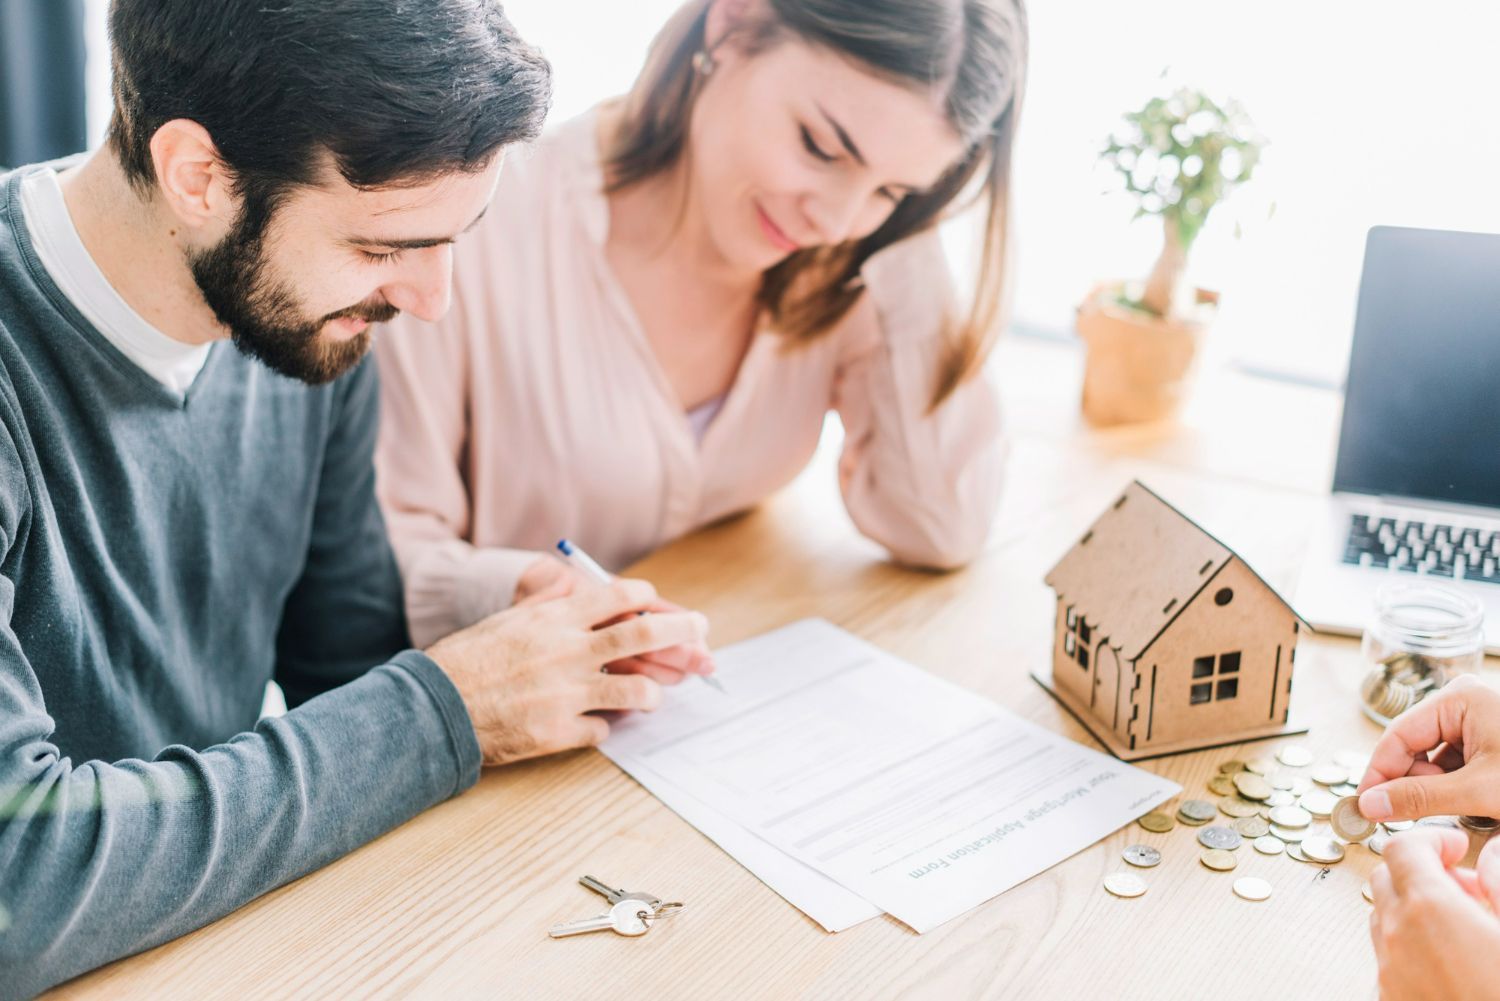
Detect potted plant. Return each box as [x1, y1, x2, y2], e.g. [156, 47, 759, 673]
[1078, 86, 1266, 425]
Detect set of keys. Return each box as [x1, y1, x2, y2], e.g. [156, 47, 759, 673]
[547, 875, 685, 939]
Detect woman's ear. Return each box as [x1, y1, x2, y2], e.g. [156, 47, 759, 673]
[704, 0, 762, 51]
[147, 119, 239, 236]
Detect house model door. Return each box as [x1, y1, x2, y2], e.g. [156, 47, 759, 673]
[1093, 642, 1124, 733]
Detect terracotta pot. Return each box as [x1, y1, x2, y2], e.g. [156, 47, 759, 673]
[1076, 283, 1219, 426]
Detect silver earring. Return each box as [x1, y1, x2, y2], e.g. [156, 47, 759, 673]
[692, 50, 716, 76]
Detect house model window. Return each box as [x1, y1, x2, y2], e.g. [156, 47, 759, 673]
[1064, 608, 1091, 669]
[1190, 652, 1241, 705]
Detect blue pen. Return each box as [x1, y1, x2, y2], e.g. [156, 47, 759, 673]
[556, 539, 725, 693]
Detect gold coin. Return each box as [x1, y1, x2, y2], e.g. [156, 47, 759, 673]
[1219, 759, 1247, 774]
[1137, 811, 1175, 833]
[1233, 772, 1273, 802]
[1253, 835, 1285, 855]
[1245, 757, 1277, 775]
[1104, 872, 1148, 898]
[1200, 849, 1238, 872]
[1235, 816, 1271, 839]
[1301, 836, 1347, 864]
[1208, 774, 1236, 797]
[1218, 796, 1261, 819]
[1233, 877, 1273, 901]
[1331, 796, 1377, 842]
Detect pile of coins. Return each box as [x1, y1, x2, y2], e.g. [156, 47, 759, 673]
[1360, 651, 1442, 721]
[1106, 745, 1411, 904]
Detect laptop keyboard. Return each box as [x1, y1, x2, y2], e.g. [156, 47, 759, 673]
[1344, 514, 1500, 584]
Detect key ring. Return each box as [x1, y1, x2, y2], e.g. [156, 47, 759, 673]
[651, 901, 686, 917]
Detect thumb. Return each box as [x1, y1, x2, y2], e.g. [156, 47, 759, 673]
[1360, 770, 1474, 822]
[1477, 837, 1500, 911]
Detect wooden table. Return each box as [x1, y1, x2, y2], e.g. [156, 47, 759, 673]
[53, 339, 1493, 1000]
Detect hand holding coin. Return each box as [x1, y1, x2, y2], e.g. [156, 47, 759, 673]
[1368, 829, 1500, 1001]
[1356, 676, 1500, 823]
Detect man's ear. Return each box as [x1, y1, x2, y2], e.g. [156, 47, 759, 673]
[147, 119, 238, 234]
[704, 0, 762, 52]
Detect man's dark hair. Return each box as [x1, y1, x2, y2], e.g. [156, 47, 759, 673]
[106, 0, 551, 201]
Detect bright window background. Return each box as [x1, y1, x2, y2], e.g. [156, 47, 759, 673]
[84, 1, 1500, 386]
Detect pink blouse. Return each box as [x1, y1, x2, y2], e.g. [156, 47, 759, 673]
[375, 109, 1006, 646]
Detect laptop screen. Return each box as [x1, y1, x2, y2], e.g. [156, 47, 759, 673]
[1332, 225, 1500, 510]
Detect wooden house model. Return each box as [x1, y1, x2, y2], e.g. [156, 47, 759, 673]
[1035, 481, 1309, 761]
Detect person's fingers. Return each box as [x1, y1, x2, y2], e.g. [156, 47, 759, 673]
[1406, 760, 1447, 778]
[1429, 742, 1466, 774]
[1450, 867, 1487, 904]
[1360, 769, 1479, 822]
[607, 657, 691, 686]
[1359, 686, 1472, 792]
[516, 576, 574, 607]
[565, 714, 611, 749]
[586, 672, 664, 713]
[564, 578, 660, 626]
[1384, 827, 1470, 897]
[1370, 863, 1394, 910]
[588, 609, 708, 666]
[620, 642, 702, 674]
[1476, 837, 1500, 909]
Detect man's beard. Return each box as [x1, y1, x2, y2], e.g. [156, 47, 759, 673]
[188, 203, 398, 386]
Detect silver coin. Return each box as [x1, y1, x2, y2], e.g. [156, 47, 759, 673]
[1104, 872, 1148, 898]
[1301, 836, 1347, 864]
[1269, 805, 1312, 829]
[1299, 791, 1338, 817]
[1460, 815, 1500, 833]
[1123, 844, 1162, 868]
[1269, 823, 1308, 843]
[1245, 757, 1277, 775]
[1253, 835, 1286, 855]
[1288, 777, 1313, 796]
[1286, 842, 1315, 863]
[1179, 799, 1218, 823]
[1417, 816, 1461, 829]
[1331, 796, 1378, 842]
[1269, 773, 1295, 791]
[1276, 746, 1313, 768]
[1311, 765, 1349, 786]
[1367, 831, 1391, 856]
[1198, 826, 1243, 851]
[1233, 876, 1273, 901]
[1266, 790, 1295, 807]
[1383, 820, 1415, 832]
[1332, 783, 1360, 798]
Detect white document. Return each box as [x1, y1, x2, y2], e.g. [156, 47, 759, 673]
[602, 619, 1180, 934]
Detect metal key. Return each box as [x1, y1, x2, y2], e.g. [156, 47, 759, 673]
[548, 899, 655, 938]
[579, 875, 662, 911]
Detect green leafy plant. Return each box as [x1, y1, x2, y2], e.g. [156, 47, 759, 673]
[1101, 86, 1266, 319]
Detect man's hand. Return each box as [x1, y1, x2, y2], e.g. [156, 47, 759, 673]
[1369, 828, 1500, 1001]
[513, 552, 717, 685]
[426, 578, 709, 765]
[1357, 675, 1500, 823]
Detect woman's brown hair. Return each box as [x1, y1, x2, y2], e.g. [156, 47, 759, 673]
[605, 0, 1028, 408]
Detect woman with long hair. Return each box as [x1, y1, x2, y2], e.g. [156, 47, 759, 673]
[375, 0, 1028, 681]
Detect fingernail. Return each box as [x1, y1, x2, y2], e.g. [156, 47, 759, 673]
[1361, 789, 1392, 821]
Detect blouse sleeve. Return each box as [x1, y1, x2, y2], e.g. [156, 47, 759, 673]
[831, 230, 1007, 570]
[373, 316, 543, 648]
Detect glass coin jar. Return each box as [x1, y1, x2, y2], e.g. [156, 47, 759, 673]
[1358, 581, 1485, 725]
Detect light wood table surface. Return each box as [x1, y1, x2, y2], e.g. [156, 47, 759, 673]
[53, 338, 1493, 1000]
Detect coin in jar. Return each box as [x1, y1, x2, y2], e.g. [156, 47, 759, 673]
[1199, 849, 1238, 872]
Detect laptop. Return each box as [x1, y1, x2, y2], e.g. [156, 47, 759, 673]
[1295, 225, 1500, 654]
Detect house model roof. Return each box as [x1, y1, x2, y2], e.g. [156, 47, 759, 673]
[1044, 481, 1301, 661]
